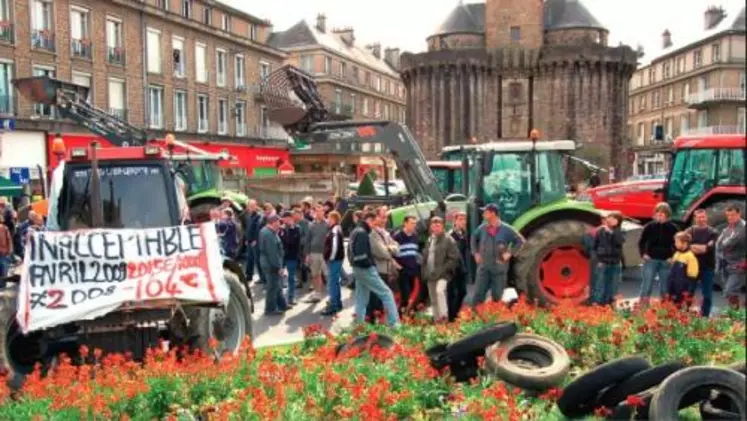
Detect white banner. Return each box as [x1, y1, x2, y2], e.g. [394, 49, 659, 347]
[16, 223, 229, 333]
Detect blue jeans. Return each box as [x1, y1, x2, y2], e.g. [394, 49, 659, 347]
[327, 260, 343, 310]
[352, 266, 400, 326]
[592, 263, 622, 305]
[688, 268, 714, 317]
[284, 259, 298, 303]
[0, 255, 9, 278]
[640, 259, 671, 299]
[471, 264, 508, 307]
[245, 243, 257, 280]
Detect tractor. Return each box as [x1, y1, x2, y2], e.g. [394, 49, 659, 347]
[0, 77, 253, 386]
[260, 64, 642, 306]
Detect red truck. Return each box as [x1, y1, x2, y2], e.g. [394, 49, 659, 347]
[579, 134, 745, 228]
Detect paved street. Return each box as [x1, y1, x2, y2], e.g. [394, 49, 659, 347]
[249, 269, 730, 348]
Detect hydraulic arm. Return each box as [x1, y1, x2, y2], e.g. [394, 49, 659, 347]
[13, 76, 149, 147]
[261, 65, 444, 204]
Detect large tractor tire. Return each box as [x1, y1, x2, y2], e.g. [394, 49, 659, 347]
[516, 220, 593, 306]
[0, 286, 49, 389]
[171, 272, 253, 357]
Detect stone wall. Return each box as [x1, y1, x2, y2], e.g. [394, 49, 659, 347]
[484, 0, 543, 49]
[544, 28, 609, 46]
[427, 34, 485, 51]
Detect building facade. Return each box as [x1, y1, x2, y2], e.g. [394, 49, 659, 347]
[400, 0, 638, 178]
[628, 5, 746, 176]
[267, 14, 405, 175]
[0, 0, 292, 190]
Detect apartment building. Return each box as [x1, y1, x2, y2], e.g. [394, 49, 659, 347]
[0, 0, 292, 184]
[628, 5, 746, 176]
[267, 14, 406, 175]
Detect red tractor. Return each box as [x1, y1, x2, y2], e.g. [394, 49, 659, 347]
[580, 134, 746, 229]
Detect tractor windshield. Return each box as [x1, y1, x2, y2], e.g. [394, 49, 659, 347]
[176, 160, 221, 196]
[482, 151, 567, 223]
[61, 163, 176, 230]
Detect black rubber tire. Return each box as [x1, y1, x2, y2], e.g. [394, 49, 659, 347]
[336, 334, 395, 356]
[442, 322, 518, 361]
[515, 220, 593, 305]
[606, 390, 655, 420]
[597, 361, 688, 408]
[650, 367, 747, 420]
[182, 272, 253, 356]
[727, 361, 746, 375]
[700, 397, 742, 420]
[485, 334, 570, 391]
[557, 356, 652, 418]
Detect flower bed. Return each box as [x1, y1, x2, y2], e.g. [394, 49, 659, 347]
[1, 300, 744, 420]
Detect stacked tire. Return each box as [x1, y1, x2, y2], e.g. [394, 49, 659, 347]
[556, 358, 746, 420]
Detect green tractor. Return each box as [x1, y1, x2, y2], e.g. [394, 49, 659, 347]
[391, 137, 643, 305]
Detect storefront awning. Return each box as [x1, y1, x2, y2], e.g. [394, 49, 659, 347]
[0, 176, 22, 198]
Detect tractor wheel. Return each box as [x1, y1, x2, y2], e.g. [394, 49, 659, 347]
[516, 220, 593, 306]
[172, 272, 253, 358]
[0, 286, 49, 389]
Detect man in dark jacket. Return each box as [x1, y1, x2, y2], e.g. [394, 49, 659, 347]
[447, 212, 470, 321]
[259, 214, 287, 315]
[421, 217, 460, 322]
[242, 200, 262, 282]
[392, 215, 422, 314]
[349, 212, 400, 327]
[592, 212, 625, 305]
[279, 211, 302, 306]
[638, 202, 679, 304]
[685, 209, 718, 316]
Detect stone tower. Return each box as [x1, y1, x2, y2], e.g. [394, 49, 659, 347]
[400, 0, 638, 177]
[485, 0, 544, 49]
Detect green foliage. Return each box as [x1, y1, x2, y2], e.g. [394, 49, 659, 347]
[357, 170, 378, 196]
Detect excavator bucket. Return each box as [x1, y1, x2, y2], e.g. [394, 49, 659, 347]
[13, 76, 90, 105]
[260, 65, 329, 135]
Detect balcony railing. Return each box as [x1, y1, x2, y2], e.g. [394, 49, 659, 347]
[0, 22, 13, 43]
[107, 46, 125, 65]
[0, 95, 14, 115]
[682, 125, 747, 136]
[687, 88, 746, 106]
[33, 103, 56, 119]
[109, 108, 127, 121]
[71, 38, 92, 59]
[31, 29, 55, 51]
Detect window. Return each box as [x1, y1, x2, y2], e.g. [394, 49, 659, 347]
[195, 43, 207, 83]
[510, 26, 520, 42]
[650, 120, 659, 140]
[217, 98, 228, 134]
[693, 50, 702, 67]
[667, 148, 717, 218]
[31, 0, 53, 33]
[362, 98, 369, 116]
[172, 37, 185, 77]
[740, 71, 746, 94]
[235, 55, 245, 88]
[33, 66, 54, 117]
[235, 101, 246, 136]
[676, 57, 684, 74]
[300, 55, 313, 72]
[174, 90, 187, 131]
[0, 62, 14, 115]
[197, 95, 208, 132]
[374, 101, 381, 117]
[340, 61, 346, 78]
[350, 94, 356, 114]
[648, 68, 656, 84]
[106, 17, 124, 65]
[681, 82, 690, 103]
[352, 66, 359, 83]
[148, 86, 164, 129]
[249, 24, 257, 40]
[221, 14, 230, 31]
[383, 104, 390, 120]
[667, 87, 673, 104]
[697, 110, 708, 128]
[509, 82, 522, 99]
[70, 6, 90, 58]
[334, 89, 342, 112]
[663, 62, 671, 79]
[711, 43, 721, 62]
[216, 49, 226, 86]
[146, 28, 162, 74]
[680, 114, 689, 135]
[259, 106, 270, 136]
[72, 72, 92, 103]
[639, 96, 647, 110]
[665, 117, 673, 138]
[385, 80, 390, 95]
[259, 61, 271, 81]
[717, 147, 745, 185]
[181, 0, 191, 18]
[637, 123, 645, 144]
[698, 74, 709, 91]
[202, 6, 211, 25]
[739, 108, 746, 134]
[323, 56, 331, 74]
[652, 91, 660, 108]
[375, 76, 381, 91]
[108, 78, 125, 120]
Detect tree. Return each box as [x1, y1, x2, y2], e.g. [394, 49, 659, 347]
[357, 170, 378, 196]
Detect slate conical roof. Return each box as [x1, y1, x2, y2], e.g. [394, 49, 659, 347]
[431, 2, 485, 36]
[731, 6, 746, 30]
[544, 0, 607, 31]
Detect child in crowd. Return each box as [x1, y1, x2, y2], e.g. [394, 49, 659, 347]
[667, 231, 699, 307]
[591, 212, 625, 305]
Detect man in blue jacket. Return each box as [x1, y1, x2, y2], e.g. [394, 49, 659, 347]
[259, 214, 287, 315]
[242, 200, 262, 282]
[349, 211, 400, 327]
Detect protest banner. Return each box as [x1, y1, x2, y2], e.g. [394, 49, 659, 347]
[16, 223, 229, 333]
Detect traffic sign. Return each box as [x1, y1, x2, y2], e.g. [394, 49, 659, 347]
[9, 167, 30, 185]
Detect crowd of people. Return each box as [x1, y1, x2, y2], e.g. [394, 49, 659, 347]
[0, 198, 46, 278]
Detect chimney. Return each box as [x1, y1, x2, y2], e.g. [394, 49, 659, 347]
[704, 6, 726, 30]
[332, 27, 355, 45]
[367, 43, 381, 59]
[661, 29, 672, 49]
[316, 13, 327, 33]
[384, 47, 401, 69]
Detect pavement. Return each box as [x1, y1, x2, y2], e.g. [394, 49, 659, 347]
[248, 266, 730, 348]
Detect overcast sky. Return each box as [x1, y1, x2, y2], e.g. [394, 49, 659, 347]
[224, 0, 744, 61]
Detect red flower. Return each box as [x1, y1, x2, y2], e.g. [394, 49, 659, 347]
[626, 394, 647, 408]
[594, 406, 613, 417]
